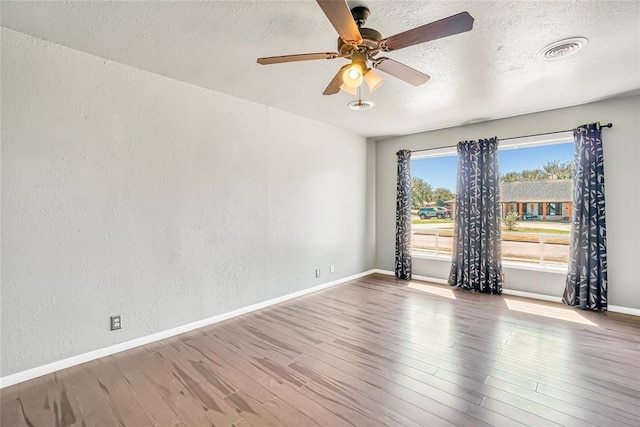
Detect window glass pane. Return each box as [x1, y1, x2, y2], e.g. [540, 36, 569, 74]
[500, 142, 572, 265]
[542, 234, 571, 265]
[410, 155, 456, 256]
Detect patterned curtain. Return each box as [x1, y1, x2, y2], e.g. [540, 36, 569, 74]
[563, 123, 608, 310]
[448, 138, 503, 294]
[395, 150, 412, 280]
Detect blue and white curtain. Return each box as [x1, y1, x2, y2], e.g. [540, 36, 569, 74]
[563, 123, 608, 310]
[449, 138, 503, 294]
[395, 150, 412, 280]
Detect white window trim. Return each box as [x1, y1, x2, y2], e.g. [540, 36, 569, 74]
[411, 131, 574, 160]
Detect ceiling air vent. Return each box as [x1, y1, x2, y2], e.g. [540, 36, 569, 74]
[538, 37, 588, 60]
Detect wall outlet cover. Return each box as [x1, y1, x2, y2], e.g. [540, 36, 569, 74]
[110, 315, 122, 331]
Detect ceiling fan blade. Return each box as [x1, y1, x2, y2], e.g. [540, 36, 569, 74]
[373, 58, 430, 86]
[323, 65, 349, 95]
[316, 0, 362, 45]
[257, 52, 340, 65]
[381, 12, 474, 52]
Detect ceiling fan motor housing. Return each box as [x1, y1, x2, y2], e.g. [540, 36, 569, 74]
[337, 28, 383, 55]
[350, 52, 368, 70]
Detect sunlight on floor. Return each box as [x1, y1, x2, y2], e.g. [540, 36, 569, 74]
[504, 298, 598, 326]
[408, 282, 456, 300]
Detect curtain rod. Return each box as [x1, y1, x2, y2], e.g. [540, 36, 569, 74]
[410, 122, 613, 154]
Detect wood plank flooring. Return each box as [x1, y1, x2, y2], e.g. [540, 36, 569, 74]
[2, 273, 639, 426]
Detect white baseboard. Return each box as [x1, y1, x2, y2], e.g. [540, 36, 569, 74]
[374, 269, 639, 316]
[0, 269, 376, 389]
[608, 305, 640, 316]
[412, 275, 448, 285]
[372, 269, 447, 285]
[501, 289, 563, 303]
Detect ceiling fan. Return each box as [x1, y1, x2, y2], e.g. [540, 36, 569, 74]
[257, 1, 474, 96]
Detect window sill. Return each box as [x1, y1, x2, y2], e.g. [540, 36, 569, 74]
[412, 252, 451, 262]
[502, 261, 567, 274]
[411, 251, 567, 275]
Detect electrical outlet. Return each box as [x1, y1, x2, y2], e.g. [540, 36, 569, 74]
[315, 269, 321, 278]
[110, 315, 122, 331]
[330, 265, 335, 274]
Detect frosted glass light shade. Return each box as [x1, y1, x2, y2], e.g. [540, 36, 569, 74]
[364, 69, 384, 93]
[342, 64, 364, 88]
[340, 84, 357, 95]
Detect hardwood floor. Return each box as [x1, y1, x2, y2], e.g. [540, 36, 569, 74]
[2, 273, 639, 426]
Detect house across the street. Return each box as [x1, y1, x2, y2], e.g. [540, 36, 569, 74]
[501, 179, 572, 221]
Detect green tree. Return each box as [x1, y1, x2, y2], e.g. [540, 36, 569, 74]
[519, 169, 547, 181]
[502, 211, 519, 231]
[501, 171, 521, 182]
[411, 177, 432, 208]
[543, 160, 574, 179]
[432, 187, 455, 206]
[501, 160, 574, 182]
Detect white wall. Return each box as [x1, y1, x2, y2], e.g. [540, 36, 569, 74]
[375, 95, 640, 310]
[1, 29, 372, 377]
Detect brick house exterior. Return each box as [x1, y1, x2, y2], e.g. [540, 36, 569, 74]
[500, 179, 572, 221]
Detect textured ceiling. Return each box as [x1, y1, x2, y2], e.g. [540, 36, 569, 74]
[2, 1, 639, 137]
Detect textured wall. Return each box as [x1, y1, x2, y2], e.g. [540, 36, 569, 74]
[1, 29, 371, 377]
[375, 95, 640, 309]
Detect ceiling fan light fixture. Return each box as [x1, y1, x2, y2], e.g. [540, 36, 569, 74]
[364, 69, 384, 93]
[342, 63, 365, 88]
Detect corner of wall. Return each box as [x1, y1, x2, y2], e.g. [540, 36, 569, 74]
[365, 138, 377, 270]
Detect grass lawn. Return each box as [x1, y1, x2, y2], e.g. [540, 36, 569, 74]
[506, 227, 569, 235]
[503, 228, 569, 244]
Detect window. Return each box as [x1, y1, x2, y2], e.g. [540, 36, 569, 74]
[411, 134, 573, 267]
[547, 202, 562, 216]
[410, 150, 457, 256]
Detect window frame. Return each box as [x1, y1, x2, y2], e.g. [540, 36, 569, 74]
[410, 131, 574, 270]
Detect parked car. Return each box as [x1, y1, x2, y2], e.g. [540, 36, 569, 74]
[436, 207, 452, 218]
[418, 207, 451, 219]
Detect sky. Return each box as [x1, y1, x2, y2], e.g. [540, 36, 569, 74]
[411, 142, 574, 192]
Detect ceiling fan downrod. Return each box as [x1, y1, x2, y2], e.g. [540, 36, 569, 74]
[350, 6, 371, 28]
